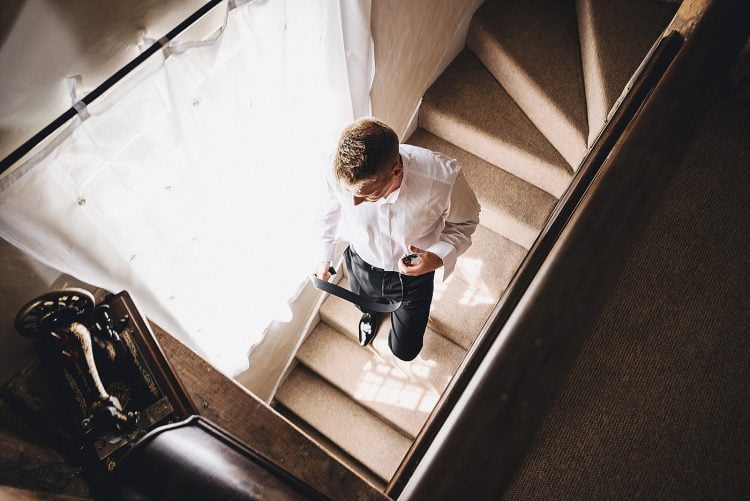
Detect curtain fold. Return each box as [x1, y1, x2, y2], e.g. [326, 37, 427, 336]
[0, 0, 374, 375]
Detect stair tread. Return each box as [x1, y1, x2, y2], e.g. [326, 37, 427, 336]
[275, 364, 411, 482]
[320, 278, 466, 395]
[421, 49, 573, 198]
[274, 402, 387, 491]
[297, 321, 442, 438]
[409, 128, 557, 249]
[468, 0, 588, 169]
[429, 225, 527, 349]
[577, 0, 677, 144]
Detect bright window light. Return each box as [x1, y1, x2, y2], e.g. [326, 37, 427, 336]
[0, 0, 374, 376]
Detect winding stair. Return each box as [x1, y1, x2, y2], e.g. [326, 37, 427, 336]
[272, 0, 678, 489]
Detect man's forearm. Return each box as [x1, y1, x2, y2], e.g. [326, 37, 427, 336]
[431, 171, 480, 278]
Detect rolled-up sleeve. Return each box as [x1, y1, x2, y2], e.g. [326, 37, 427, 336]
[427, 171, 480, 280]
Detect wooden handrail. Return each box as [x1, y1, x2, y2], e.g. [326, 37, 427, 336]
[387, 0, 747, 496]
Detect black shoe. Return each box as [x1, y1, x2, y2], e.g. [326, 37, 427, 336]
[358, 313, 379, 346]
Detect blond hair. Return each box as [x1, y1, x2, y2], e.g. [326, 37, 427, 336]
[333, 118, 399, 187]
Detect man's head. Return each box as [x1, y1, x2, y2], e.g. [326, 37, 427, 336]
[334, 118, 402, 205]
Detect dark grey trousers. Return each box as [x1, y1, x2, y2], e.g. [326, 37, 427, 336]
[344, 246, 434, 361]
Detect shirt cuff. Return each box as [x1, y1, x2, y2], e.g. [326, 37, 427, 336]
[427, 241, 457, 281]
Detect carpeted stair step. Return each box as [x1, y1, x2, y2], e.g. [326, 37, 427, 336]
[274, 402, 387, 491]
[296, 321, 440, 438]
[319, 278, 466, 396]
[468, 0, 589, 169]
[429, 224, 527, 349]
[408, 128, 557, 250]
[421, 49, 573, 198]
[275, 364, 411, 482]
[576, 0, 678, 145]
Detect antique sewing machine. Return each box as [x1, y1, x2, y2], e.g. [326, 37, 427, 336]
[12, 288, 320, 500]
[14, 288, 196, 474]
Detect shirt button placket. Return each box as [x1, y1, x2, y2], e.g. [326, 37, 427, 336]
[380, 204, 390, 270]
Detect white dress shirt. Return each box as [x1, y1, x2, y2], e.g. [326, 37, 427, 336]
[317, 144, 480, 280]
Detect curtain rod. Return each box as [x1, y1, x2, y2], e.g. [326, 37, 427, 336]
[0, 0, 226, 176]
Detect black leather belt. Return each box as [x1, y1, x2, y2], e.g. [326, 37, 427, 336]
[311, 266, 403, 314]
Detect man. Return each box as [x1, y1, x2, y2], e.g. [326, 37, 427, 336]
[315, 118, 480, 361]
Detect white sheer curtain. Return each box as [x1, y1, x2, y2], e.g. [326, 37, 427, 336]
[0, 0, 373, 375]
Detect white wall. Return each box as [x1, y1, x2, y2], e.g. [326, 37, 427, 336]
[370, 0, 485, 139]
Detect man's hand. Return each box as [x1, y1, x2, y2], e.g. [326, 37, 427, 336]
[398, 245, 443, 276]
[313, 261, 332, 281]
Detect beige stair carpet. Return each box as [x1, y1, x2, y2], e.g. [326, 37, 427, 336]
[429, 224, 527, 350]
[468, 0, 589, 169]
[277, 51, 551, 487]
[273, 0, 641, 488]
[320, 278, 466, 397]
[421, 49, 573, 198]
[409, 128, 557, 250]
[281, 225, 524, 481]
[296, 321, 440, 439]
[275, 402, 388, 491]
[275, 364, 411, 482]
[576, 0, 679, 145]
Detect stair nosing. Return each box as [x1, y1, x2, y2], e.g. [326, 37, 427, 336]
[408, 128, 558, 250]
[419, 81, 574, 199]
[273, 400, 389, 489]
[295, 321, 427, 439]
[467, 19, 588, 169]
[275, 364, 412, 481]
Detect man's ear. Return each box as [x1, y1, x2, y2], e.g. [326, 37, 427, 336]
[392, 161, 403, 178]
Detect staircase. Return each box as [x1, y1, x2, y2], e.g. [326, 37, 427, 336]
[273, 0, 677, 489]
